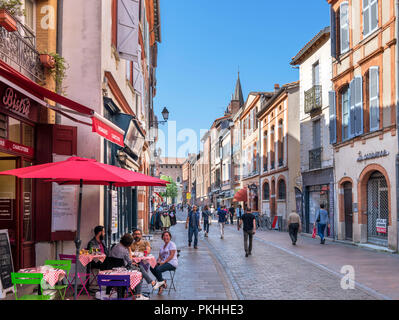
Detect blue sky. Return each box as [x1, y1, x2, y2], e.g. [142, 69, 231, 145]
[153, 0, 330, 158]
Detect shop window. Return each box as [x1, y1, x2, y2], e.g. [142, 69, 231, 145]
[278, 179, 286, 200]
[22, 123, 34, 148]
[0, 114, 6, 139]
[8, 118, 21, 143]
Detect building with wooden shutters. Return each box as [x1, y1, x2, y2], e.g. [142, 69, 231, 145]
[328, 0, 397, 250]
[257, 83, 300, 230]
[290, 27, 335, 235]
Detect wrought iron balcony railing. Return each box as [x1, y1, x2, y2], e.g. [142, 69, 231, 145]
[309, 147, 322, 170]
[304, 85, 322, 114]
[0, 18, 44, 82]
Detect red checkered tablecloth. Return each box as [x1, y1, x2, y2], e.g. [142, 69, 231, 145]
[99, 270, 142, 290]
[18, 266, 66, 287]
[79, 254, 107, 267]
[132, 255, 157, 268]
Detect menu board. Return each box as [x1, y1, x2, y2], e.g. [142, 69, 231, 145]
[111, 190, 118, 234]
[0, 229, 14, 298]
[0, 193, 13, 220]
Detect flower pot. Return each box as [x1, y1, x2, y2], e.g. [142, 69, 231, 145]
[40, 54, 55, 68]
[0, 9, 17, 32]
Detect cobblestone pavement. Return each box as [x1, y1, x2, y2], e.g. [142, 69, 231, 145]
[150, 210, 379, 300]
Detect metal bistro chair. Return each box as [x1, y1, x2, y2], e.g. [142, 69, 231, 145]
[59, 254, 91, 297]
[44, 259, 71, 300]
[11, 273, 51, 300]
[97, 274, 133, 300]
[152, 249, 180, 295]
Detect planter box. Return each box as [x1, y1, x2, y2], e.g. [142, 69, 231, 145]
[0, 9, 17, 32]
[40, 54, 55, 68]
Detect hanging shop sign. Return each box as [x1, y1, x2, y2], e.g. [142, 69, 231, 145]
[357, 150, 389, 162]
[0, 138, 34, 157]
[92, 116, 124, 147]
[376, 219, 387, 234]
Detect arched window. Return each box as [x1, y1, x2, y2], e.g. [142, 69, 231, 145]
[263, 182, 270, 201]
[278, 179, 286, 200]
[177, 177, 180, 183]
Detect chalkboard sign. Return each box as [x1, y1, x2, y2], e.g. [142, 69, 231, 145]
[0, 229, 14, 298]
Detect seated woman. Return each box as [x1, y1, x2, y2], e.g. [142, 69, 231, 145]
[108, 233, 148, 300]
[150, 231, 178, 295]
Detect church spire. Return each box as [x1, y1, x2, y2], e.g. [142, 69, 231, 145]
[233, 71, 244, 107]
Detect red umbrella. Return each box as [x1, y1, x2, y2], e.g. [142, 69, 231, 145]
[0, 156, 168, 300]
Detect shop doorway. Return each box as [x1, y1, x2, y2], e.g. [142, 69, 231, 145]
[367, 171, 388, 246]
[270, 180, 276, 218]
[343, 182, 353, 240]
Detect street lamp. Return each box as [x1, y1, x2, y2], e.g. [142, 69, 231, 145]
[150, 107, 170, 126]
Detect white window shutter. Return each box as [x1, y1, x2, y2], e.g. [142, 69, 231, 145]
[117, 0, 139, 62]
[133, 62, 142, 95]
[369, 66, 380, 131]
[355, 76, 363, 135]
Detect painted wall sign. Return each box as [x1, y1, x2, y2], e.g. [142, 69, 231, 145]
[357, 150, 389, 162]
[0, 138, 34, 157]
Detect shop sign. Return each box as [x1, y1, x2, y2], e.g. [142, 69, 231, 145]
[376, 219, 387, 234]
[2, 87, 30, 117]
[186, 192, 191, 200]
[0, 194, 13, 221]
[154, 186, 166, 193]
[92, 117, 124, 147]
[0, 138, 34, 157]
[357, 150, 389, 162]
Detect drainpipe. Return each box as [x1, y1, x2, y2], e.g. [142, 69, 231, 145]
[55, 0, 63, 124]
[396, 0, 399, 252]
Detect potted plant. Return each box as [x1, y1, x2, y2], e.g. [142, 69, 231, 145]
[0, 0, 24, 32]
[47, 52, 69, 95]
[39, 53, 56, 69]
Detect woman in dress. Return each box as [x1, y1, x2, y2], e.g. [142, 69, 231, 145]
[160, 210, 171, 231]
[150, 231, 178, 295]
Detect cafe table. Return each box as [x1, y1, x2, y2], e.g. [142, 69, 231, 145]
[98, 268, 142, 291]
[18, 266, 67, 293]
[78, 253, 107, 267]
[131, 254, 157, 269]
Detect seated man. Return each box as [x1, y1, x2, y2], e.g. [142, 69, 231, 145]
[108, 233, 148, 300]
[131, 229, 165, 290]
[86, 225, 108, 285]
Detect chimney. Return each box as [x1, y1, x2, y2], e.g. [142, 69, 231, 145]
[274, 84, 280, 93]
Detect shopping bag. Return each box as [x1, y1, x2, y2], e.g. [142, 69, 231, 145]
[312, 226, 317, 239]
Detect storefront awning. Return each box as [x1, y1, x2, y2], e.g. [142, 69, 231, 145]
[233, 187, 248, 202]
[0, 60, 125, 147]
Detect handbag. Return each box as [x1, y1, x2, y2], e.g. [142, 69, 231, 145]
[312, 226, 317, 239]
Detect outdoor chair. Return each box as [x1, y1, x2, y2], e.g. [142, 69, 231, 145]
[152, 249, 180, 295]
[44, 259, 71, 300]
[59, 254, 91, 297]
[97, 274, 133, 300]
[11, 272, 51, 300]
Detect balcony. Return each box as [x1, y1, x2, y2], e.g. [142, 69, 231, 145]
[304, 85, 322, 114]
[0, 19, 44, 82]
[309, 147, 322, 170]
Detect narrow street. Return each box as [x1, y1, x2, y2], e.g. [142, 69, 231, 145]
[149, 210, 399, 300]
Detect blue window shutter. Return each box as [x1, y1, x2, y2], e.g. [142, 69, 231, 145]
[349, 79, 356, 138]
[331, 8, 336, 59]
[369, 66, 380, 131]
[329, 91, 337, 144]
[354, 76, 363, 135]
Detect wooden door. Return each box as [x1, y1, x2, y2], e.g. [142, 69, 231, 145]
[343, 182, 353, 240]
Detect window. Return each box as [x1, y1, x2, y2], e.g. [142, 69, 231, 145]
[263, 182, 270, 201]
[25, 0, 34, 30]
[369, 66, 380, 131]
[342, 87, 350, 141]
[278, 179, 286, 200]
[0, 114, 6, 139]
[313, 119, 321, 148]
[270, 126, 275, 169]
[363, 0, 378, 37]
[312, 61, 320, 86]
[278, 120, 283, 166]
[263, 131, 268, 171]
[126, 61, 131, 82]
[8, 118, 21, 143]
[340, 2, 350, 54]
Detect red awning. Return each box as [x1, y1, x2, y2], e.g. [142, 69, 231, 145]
[0, 60, 125, 147]
[234, 188, 248, 202]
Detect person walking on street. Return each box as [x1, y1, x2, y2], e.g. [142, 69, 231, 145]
[202, 205, 211, 237]
[287, 211, 302, 245]
[229, 206, 235, 225]
[238, 208, 256, 257]
[185, 205, 201, 249]
[314, 203, 330, 244]
[236, 205, 243, 223]
[217, 206, 228, 239]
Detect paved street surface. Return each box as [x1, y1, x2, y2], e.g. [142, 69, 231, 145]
[149, 209, 399, 300]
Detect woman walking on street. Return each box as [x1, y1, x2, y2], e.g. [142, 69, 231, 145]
[314, 203, 330, 244]
[202, 205, 211, 237]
